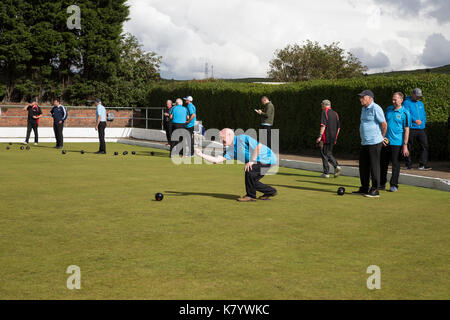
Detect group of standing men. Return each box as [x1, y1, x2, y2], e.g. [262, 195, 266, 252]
[353, 88, 431, 198]
[21, 98, 106, 153]
[22, 98, 67, 148]
[163, 96, 196, 156]
[313, 88, 431, 198]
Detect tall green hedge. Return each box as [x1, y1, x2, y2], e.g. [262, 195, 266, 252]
[145, 75, 450, 160]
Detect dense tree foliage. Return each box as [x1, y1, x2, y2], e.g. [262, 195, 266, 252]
[268, 40, 368, 82]
[0, 0, 161, 106]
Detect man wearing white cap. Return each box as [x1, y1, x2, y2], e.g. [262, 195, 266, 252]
[184, 96, 196, 156]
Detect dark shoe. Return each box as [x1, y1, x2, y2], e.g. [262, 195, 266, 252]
[56, 146, 63, 149]
[94, 151, 106, 154]
[237, 196, 257, 202]
[404, 166, 412, 170]
[364, 189, 380, 198]
[258, 192, 278, 200]
[418, 166, 432, 171]
[379, 185, 386, 191]
[352, 188, 369, 195]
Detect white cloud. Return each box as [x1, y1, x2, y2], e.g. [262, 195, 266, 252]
[124, 0, 450, 79]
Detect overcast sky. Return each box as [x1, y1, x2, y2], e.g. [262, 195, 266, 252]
[123, 0, 450, 79]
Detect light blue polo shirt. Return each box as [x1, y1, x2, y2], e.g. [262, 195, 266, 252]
[360, 101, 386, 146]
[96, 104, 106, 122]
[223, 135, 277, 165]
[385, 106, 410, 146]
[170, 105, 188, 124]
[186, 103, 196, 128]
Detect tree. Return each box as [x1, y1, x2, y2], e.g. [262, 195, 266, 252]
[268, 40, 368, 82]
[66, 33, 161, 108]
[0, 1, 33, 102]
[118, 33, 161, 83]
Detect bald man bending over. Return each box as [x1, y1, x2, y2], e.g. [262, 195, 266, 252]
[195, 129, 278, 202]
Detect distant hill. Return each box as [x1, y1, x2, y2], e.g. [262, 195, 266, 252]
[160, 65, 450, 82]
[371, 65, 450, 76]
[216, 65, 450, 81]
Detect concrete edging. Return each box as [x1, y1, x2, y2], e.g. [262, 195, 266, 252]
[117, 139, 450, 193]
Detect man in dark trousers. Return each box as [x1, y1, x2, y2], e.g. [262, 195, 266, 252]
[184, 96, 196, 156]
[163, 100, 173, 147]
[316, 100, 342, 178]
[195, 128, 278, 202]
[403, 88, 431, 170]
[23, 99, 42, 145]
[50, 99, 67, 149]
[169, 98, 189, 155]
[256, 96, 275, 149]
[380, 92, 410, 192]
[353, 90, 387, 198]
[94, 98, 107, 154]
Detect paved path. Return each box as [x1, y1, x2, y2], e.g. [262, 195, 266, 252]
[124, 137, 450, 181]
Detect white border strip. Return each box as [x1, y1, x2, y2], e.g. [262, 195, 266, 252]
[117, 139, 450, 192]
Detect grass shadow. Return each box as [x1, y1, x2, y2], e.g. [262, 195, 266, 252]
[132, 151, 169, 158]
[298, 179, 357, 188]
[271, 184, 336, 194]
[65, 150, 98, 154]
[165, 191, 240, 200]
[277, 172, 326, 179]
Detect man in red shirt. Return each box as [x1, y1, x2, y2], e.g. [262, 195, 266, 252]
[316, 100, 342, 178]
[23, 99, 42, 145]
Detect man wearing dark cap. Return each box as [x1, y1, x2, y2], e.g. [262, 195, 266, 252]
[403, 88, 431, 170]
[94, 98, 107, 154]
[353, 90, 387, 198]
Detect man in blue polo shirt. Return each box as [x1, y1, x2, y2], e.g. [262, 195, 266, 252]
[353, 90, 387, 198]
[94, 98, 107, 154]
[184, 96, 196, 156]
[195, 128, 278, 202]
[170, 98, 189, 155]
[403, 88, 431, 170]
[380, 92, 410, 192]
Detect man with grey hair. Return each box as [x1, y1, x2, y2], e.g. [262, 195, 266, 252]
[316, 100, 341, 178]
[163, 99, 173, 147]
[169, 98, 189, 154]
[195, 128, 278, 202]
[353, 90, 387, 198]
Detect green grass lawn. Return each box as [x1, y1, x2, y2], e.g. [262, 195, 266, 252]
[0, 143, 449, 300]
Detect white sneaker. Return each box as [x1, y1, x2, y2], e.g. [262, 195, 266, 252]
[34, 143, 38, 146]
[334, 166, 342, 178]
[23, 142, 28, 145]
[321, 173, 330, 178]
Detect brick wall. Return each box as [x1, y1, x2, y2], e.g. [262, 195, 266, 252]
[0, 107, 133, 127]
